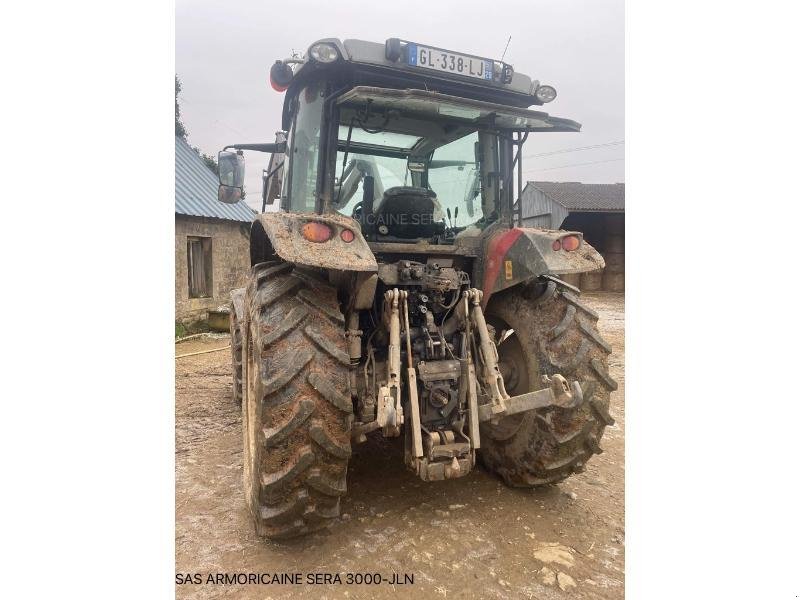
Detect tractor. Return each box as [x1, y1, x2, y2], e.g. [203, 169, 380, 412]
[217, 38, 616, 540]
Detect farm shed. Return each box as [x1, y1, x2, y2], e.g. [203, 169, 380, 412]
[518, 181, 625, 292]
[175, 136, 255, 324]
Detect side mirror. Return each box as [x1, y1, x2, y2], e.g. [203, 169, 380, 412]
[217, 151, 245, 204]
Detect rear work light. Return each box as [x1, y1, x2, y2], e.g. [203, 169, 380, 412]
[302, 222, 333, 243]
[535, 85, 557, 103]
[308, 42, 339, 63]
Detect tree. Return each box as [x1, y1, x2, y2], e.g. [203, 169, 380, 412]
[176, 74, 218, 175]
[195, 148, 219, 175]
[175, 75, 187, 141]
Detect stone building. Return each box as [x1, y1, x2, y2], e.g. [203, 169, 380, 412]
[518, 182, 625, 291]
[175, 136, 255, 323]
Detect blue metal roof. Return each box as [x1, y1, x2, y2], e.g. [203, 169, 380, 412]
[175, 136, 256, 222]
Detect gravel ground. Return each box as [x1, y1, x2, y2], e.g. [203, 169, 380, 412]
[176, 292, 624, 599]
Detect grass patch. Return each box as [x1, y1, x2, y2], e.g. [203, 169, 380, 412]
[175, 319, 213, 339]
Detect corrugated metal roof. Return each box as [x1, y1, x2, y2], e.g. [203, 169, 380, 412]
[175, 136, 256, 222]
[527, 181, 625, 212]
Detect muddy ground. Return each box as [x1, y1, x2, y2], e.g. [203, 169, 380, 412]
[176, 292, 624, 600]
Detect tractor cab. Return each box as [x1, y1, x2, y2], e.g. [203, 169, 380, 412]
[220, 38, 580, 247]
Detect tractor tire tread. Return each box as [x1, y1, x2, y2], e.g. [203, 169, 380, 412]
[243, 263, 351, 540]
[263, 399, 315, 448]
[480, 282, 615, 487]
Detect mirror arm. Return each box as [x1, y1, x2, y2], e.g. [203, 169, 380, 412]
[224, 142, 287, 153]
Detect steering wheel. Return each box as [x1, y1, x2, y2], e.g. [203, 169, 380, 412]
[351, 201, 363, 220]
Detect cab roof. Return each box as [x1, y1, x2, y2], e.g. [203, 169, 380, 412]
[283, 37, 551, 128]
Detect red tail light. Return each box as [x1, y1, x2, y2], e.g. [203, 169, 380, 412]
[340, 228, 355, 243]
[302, 222, 332, 243]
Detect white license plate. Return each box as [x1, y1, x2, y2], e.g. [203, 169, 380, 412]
[407, 44, 493, 81]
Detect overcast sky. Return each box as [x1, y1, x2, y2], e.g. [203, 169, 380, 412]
[177, 0, 623, 211]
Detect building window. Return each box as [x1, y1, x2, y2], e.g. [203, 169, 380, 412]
[187, 236, 213, 298]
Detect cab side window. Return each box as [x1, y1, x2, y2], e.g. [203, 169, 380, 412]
[284, 82, 325, 212]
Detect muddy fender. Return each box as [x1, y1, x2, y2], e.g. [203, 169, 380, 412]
[480, 228, 604, 304]
[249, 212, 377, 271]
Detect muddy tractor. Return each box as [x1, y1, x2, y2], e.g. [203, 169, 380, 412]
[218, 38, 616, 540]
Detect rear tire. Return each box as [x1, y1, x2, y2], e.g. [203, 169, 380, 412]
[480, 281, 616, 486]
[242, 262, 352, 539]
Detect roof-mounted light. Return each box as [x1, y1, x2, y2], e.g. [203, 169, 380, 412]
[269, 61, 293, 93]
[385, 38, 403, 62]
[308, 42, 340, 63]
[501, 64, 514, 84]
[490, 62, 514, 84]
[535, 84, 557, 103]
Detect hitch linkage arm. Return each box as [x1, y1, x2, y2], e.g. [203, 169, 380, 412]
[460, 289, 510, 423]
[477, 374, 583, 422]
[459, 288, 584, 423]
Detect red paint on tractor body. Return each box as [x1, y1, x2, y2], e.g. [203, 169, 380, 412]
[481, 228, 524, 306]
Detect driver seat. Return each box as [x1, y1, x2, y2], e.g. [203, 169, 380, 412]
[374, 186, 444, 238]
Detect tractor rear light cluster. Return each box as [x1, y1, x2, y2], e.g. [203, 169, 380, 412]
[553, 235, 580, 252]
[302, 222, 333, 243]
[561, 235, 580, 251]
[301, 222, 355, 244]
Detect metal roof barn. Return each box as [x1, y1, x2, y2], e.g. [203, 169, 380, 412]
[518, 182, 625, 229]
[175, 136, 255, 222]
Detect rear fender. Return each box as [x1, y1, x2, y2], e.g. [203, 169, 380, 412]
[480, 227, 604, 305]
[249, 212, 378, 272]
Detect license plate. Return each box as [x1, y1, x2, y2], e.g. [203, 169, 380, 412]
[407, 43, 493, 81]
